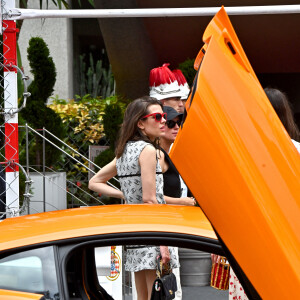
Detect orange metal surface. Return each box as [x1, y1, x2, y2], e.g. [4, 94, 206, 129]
[0, 289, 43, 300]
[171, 7, 300, 299]
[0, 205, 216, 252]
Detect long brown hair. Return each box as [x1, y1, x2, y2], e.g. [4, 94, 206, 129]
[115, 96, 163, 158]
[264, 87, 300, 141]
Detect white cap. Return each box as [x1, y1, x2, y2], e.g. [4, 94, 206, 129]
[172, 69, 190, 100]
[149, 64, 183, 101]
[180, 82, 190, 100]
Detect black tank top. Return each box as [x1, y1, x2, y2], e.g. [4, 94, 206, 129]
[161, 148, 181, 198]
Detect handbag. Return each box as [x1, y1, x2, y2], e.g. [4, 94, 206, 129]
[210, 256, 230, 290]
[150, 256, 177, 300]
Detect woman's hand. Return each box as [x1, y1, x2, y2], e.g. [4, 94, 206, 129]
[211, 254, 221, 264]
[160, 246, 170, 265]
[181, 197, 197, 206]
[164, 196, 197, 206]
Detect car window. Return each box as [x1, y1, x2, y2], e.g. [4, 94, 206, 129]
[92, 245, 222, 300]
[63, 243, 224, 300]
[0, 246, 60, 300]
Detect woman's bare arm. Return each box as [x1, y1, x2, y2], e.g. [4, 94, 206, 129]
[88, 158, 124, 199]
[164, 195, 196, 206]
[139, 145, 158, 204]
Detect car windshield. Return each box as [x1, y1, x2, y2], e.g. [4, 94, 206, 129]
[0, 246, 60, 299]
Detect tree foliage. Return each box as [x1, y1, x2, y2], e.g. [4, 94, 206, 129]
[26, 38, 56, 105]
[50, 95, 125, 205]
[102, 103, 123, 150]
[20, 37, 65, 168]
[77, 52, 114, 99]
[178, 58, 197, 87]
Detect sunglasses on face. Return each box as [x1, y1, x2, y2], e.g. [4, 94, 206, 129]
[166, 119, 181, 129]
[142, 112, 167, 122]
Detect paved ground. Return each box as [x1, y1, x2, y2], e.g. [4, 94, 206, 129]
[125, 285, 228, 299]
[182, 285, 228, 299]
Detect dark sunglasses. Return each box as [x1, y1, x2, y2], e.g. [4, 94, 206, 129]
[166, 119, 181, 129]
[142, 112, 167, 122]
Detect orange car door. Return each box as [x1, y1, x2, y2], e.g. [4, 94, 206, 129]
[171, 7, 300, 299]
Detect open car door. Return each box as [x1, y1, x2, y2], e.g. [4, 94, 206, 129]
[170, 6, 300, 299]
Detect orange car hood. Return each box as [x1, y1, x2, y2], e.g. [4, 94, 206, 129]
[170, 7, 300, 299]
[0, 205, 216, 252]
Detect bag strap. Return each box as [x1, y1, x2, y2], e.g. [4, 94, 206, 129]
[156, 255, 172, 278]
[219, 256, 229, 266]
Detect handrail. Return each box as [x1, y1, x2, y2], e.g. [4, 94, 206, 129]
[43, 127, 116, 179]
[44, 165, 106, 205]
[24, 124, 120, 190]
[28, 166, 105, 206]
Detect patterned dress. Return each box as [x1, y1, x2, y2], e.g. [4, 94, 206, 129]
[116, 140, 179, 272]
[229, 269, 249, 300]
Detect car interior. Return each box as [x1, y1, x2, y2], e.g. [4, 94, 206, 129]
[1, 233, 250, 300]
[65, 246, 113, 300]
[60, 234, 224, 300]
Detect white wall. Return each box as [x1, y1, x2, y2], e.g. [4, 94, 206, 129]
[28, 172, 67, 214]
[18, 0, 73, 102]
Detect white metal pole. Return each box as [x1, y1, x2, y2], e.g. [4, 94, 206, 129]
[4, 5, 300, 20]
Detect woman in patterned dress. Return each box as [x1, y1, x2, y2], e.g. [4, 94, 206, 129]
[89, 96, 179, 300]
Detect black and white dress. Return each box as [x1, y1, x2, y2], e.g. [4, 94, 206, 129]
[116, 140, 179, 272]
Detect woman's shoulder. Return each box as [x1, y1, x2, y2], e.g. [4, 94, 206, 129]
[127, 140, 150, 146]
[128, 140, 153, 150]
[124, 141, 155, 158]
[133, 140, 151, 146]
[141, 144, 156, 155]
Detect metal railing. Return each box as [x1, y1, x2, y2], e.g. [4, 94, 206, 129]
[0, 124, 121, 218]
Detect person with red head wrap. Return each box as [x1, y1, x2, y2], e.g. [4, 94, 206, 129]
[149, 63, 184, 113]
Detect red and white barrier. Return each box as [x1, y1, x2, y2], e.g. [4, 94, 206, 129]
[3, 0, 19, 217]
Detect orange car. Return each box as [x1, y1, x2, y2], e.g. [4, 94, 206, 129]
[0, 205, 218, 299]
[1, 6, 299, 300]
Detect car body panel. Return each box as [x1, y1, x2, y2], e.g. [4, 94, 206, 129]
[0, 289, 44, 300]
[170, 7, 300, 299]
[0, 205, 216, 252]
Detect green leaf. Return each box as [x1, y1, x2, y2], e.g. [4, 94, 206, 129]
[89, 0, 94, 7]
[54, 0, 62, 9]
[20, 0, 27, 8]
[17, 42, 24, 100]
[61, 0, 69, 8]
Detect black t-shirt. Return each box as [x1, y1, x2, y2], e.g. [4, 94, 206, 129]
[161, 148, 181, 198]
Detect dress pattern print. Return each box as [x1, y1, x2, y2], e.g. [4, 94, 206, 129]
[229, 269, 249, 300]
[116, 140, 179, 272]
[116, 140, 164, 204]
